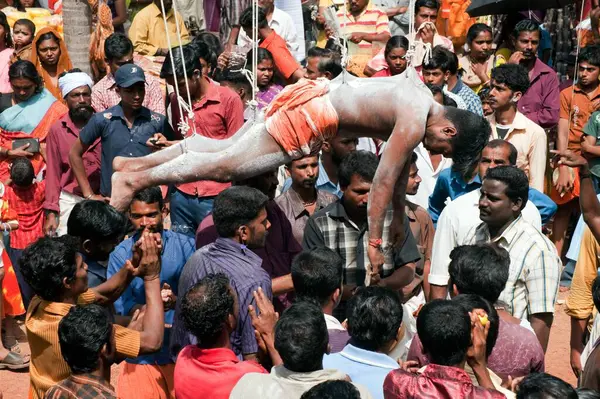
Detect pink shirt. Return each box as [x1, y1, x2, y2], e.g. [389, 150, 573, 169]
[0, 48, 14, 94]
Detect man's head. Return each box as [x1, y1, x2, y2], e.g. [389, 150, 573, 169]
[478, 139, 518, 179]
[213, 186, 270, 248]
[347, 286, 403, 353]
[240, 7, 269, 39]
[448, 244, 510, 303]
[58, 69, 94, 123]
[129, 187, 165, 235]
[489, 64, 530, 111]
[287, 155, 319, 191]
[67, 200, 127, 262]
[452, 294, 499, 360]
[58, 304, 114, 375]
[322, 135, 358, 166]
[478, 87, 493, 116]
[218, 69, 252, 104]
[339, 151, 379, 220]
[114, 64, 146, 110]
[160, 44, 205, 101]
[406, 152, 421, 195]
[417, 299, 471, 367]
[181, 273, 238, 347]
[348, 0, 368, 15]
[577, 45, 600, 89]
[479, 165, 529, 227]
[10, 157, 34, 187]
[511, 19, 541, 62]
[275, 301, 329, 372]
[423, 46, 457, 86]
[104, 33, 134, 76]
[427, 84, 457, 107]
[301, 381, 361, 399]
[516, 373, 578, 399]
[414, 0, 439, 28]
[153, 0, 172, 13]
[234, 169, 279, 200]
[306, 47, 330, 80]
[20, 236, 87, 301]
[291, 248, 343, 309]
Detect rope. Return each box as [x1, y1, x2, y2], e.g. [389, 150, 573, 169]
[407, 0, 416, 65]
[566, 3, 587, 140]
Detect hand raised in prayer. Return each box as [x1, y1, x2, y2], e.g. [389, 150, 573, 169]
[466, 309, 490, 369]
[131, 232, 162, 280]
[249, 287, 282, 366]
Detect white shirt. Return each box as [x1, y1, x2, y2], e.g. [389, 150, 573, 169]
[238, 7, 304, 62]
[407, 143, 453, 209]
[428, 189, 542, 286]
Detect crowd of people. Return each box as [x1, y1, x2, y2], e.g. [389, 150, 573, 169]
[0, 0, 599, 398]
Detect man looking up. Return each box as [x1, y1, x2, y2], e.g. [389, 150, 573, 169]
[487, 64, 547, 191]
[507, 19, 560, 129]
[44, 70, 100, 237]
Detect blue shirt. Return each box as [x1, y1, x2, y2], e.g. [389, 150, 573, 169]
[79, 104, 174, 196]
[323, 344, 399, 399]
[107, 230, 195, 365]
[282, 161, 342, 198]
[85, 256, 108, 289]
[449, 79, 483, 116]
[428, 167, 557, 226]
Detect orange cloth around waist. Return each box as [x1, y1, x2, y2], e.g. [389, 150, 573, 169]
[265, 78, 339, 157]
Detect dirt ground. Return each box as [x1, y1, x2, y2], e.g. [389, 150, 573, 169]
[0, 291, 578, 398]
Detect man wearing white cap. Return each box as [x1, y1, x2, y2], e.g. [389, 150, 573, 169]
[43, 69, 100, 237]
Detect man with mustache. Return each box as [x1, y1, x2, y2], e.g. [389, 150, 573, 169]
[275, 155, 338, 245]
[507, 19, 559, 129]
[44, 70, 101, 237]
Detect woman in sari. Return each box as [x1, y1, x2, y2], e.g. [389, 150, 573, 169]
[0, 12, 14, 94]
[458, 23, 505, 93]
[30, 27, 73, 100]
[0, 60, 68, 182]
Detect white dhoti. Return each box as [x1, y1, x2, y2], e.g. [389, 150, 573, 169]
[56, 191, 84, 236]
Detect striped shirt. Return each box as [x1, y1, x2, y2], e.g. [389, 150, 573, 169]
[336, 2, 390, 49]
[465, 216, 561, 320]
[27, 290, 140, 399]
[44, 373, 116, 399]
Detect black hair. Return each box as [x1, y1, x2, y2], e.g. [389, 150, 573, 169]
[484, 165, 529, 208]
[10, 157, 34, 187]
[14, 0, 41, 11]
[445, 107, 491, 180]
[410, 151, 418, 164]
[486, 139, 518, 166]
[576, 389, 600, 399]
[426, 83, 457, 107]
[579, 45, 600, 68]
[160, 44, 201, 79]
[14, 18, 36, 37]
[275, 301, 328, 372]
[423, 46, 458, 75]
[491, 64, 530, 94]
[9, 60, 43, 93]
[307, 47, 330, 58]
[592, 277, 600, 312]
[516, 373, 577, 399]
[466, 23, 493, 44]
[478, 86, 491, 101]
[415, 0, 440, 14]
[58, 304, 111, 374]
[240, 6, 268, 29]
[20, 235, 79, 301]
[35, 31, 61, 51]
[181, 273, 235, 346]
[449, 244, 510, 303]
[512, 19, 540, 38]
[291, 248, 343, 307]
[338, 150, 379, 188]
[318, 52, 343, 79]
[0, 12, 13, 48]
[300, 380, 361, 399]
[384, 35, 409, 58]
[347, 286, 403, 351]
[132, 186, 164, 210]
[218, 68, 253, 92]
[417, 300, 471, 366]
[452, 294, 499, 359]
[213, 186, 268, 238]
[247, 47, 274, 68]
[67, 200, 127, 242]
[104, 33, 133, 61]
[187, 40, 213, 67]
[192, 32, 222, 71]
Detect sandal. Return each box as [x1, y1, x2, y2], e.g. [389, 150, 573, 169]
[0, 351, 29, 370]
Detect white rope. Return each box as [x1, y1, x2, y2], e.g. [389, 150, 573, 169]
[407, 0, 417, 65]
[567, 3, 587, 138]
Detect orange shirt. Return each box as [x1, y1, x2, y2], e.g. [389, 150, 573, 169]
[559, 84, 600, 152]
[261, 31, 301, 81]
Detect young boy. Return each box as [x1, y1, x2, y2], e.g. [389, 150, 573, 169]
[478, 87, 493, 117]
[582, 111, 600, 191]
[4, 157, 45, 308]
[10, 19, 35, 64]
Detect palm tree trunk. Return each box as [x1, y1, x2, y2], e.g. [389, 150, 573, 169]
[62, 0, 92, 75]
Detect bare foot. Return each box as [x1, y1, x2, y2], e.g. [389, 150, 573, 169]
[110, 171, 138, 211]
[113, 156, 137, 173]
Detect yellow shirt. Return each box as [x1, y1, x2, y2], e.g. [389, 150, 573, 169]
[565, 226, 600, 320]
[129, 3, 190, 56]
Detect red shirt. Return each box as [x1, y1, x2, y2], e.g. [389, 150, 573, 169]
[171, 81, 244, 197]
[174, 346, 267, 399]
[44, 113, 102, 213]
[260, 30, 301, 81]
[5, 181, 45, 249]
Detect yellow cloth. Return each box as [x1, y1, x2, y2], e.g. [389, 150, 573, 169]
[565, 227, 600, 320]
[129, 3, 190, 56]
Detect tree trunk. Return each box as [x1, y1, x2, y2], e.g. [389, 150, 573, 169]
[62, 0, 92, 75]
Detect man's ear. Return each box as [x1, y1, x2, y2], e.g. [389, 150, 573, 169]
[511, 91, 523, 103]
[322, 141, 331, 153]
[442, 125, 457, 138]
[444, 70, 451, 82]
[82, 238, 93, 255]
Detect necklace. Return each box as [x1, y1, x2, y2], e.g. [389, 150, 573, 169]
[303, 199, 317, 206]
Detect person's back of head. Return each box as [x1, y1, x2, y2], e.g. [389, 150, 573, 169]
[338, 150, 379, 188]
[104, 33, 133, 61]
[67, 200, 127, 247]
[417, 300, 471, 367]
[300, 380, 361, 399]
[347, 286, 403, 352]
[484, 165, 529, 209]
[160, 44, 201, 79]
[491, 64, 530, 95]
[516, 373, 577, 399]
[291, 248, 343, 308]
[240, 6, 268, 29]
[217, 68, 252, 98]
[451, 294, 499, 359]
[448, 244, 510, 303]
[275, 301, 328, 373]
[58, 304, 112, 375]
[181, 273, 235, 347]
[212, 186, 268, 238]
[10, 157, 34, 188]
